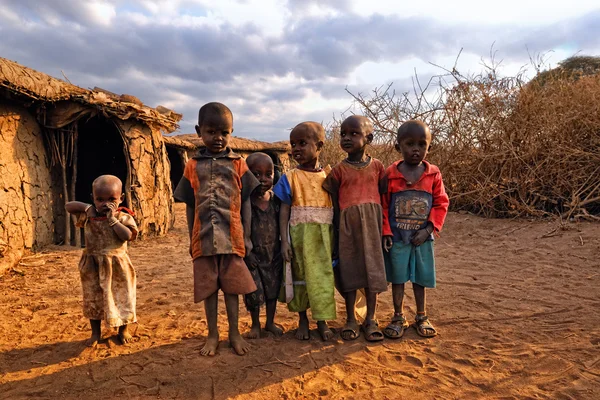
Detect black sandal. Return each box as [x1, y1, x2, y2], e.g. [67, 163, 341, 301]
[414, 314, 437, 338]
[383, 314, 409, 339]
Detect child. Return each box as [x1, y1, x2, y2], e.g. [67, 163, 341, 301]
[65, 174, 138, 347]
[381, 120, 449, 339]
[174, 102, 260, 356]
[323, 115, 387, 342]
[243, 152, 284, 339]
[274, 121, 336, 341]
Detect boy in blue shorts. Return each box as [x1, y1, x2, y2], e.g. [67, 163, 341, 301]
[381, 120, 449, 339]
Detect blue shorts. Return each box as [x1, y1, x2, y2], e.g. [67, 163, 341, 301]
[384, 240, 436, 288]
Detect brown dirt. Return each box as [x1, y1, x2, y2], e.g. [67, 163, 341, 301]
[1, 204, 600, 399]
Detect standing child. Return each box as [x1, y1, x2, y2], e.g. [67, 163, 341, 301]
[244, 152, 284, 339]
[323, 115, 387, 342]
[174, 102, 260, 356]
[65, 175, 138, 347]
[274, 121, 336, 341]
[381, 120, 449, 339]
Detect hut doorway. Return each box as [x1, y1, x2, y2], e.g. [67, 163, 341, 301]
[166, 146, 185, 192]
[75, 117, 129, 207]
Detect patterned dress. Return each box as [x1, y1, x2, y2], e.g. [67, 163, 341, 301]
[244, 192, 283, 311]
[75, 210, 138, 327]
[273, 167, 336, 321]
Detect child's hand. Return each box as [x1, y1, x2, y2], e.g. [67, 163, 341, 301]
[245, 253, 259, 270]
[244, 238, 253, 258]
[410, 229, 430, 246]
[281, 240, 292, 262]
[105, 202, 118, 219]
[383, 236, 393, 252]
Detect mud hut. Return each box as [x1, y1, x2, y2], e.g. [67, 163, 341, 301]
[163, 133, 291, 191]
[0, 57, 182, 273]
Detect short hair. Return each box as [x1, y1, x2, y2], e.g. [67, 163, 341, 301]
[397, 120, 431, 142]
[342, 115, 374, 134]
[197, 102, 233, 126]
[92, 174, 122, 192]
[246, 152, 273, 170]
[291, 121, 325, 142]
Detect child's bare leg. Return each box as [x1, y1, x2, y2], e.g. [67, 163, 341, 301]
[383, 283, 408, 339]
[225, 294, 250, 355]
[247, 308, 262, 339]
[361, 289, 384, 341]
[413, 284, 436, 336]
[341, 290, 359, 340]
[200, 291, 219, 356]
[295, 311, 310, 340]
[317, 320, 334, 341]
[87, 319, 101, 347]
[265, 299, 283, 336]
[118, 324, 133, 344]
[365, 289, 377, 322]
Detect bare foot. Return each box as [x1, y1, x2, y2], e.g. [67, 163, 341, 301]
[200, 333, 219, 356]
[85, 332, 101, 347]
[295, 316, 310, 340]
[118, 325, 133, 345]
[265, 322, 284, 337]
[246, 324, 261, 339]
[317, 321, 334, 341]
[229, 332, 250, 355]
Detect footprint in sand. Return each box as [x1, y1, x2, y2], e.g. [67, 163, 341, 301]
[405, 355, 424, 368]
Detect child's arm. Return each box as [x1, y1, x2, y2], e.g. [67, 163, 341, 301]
[186, 204, 194, 256]
[65, 201, 96, 217]
[105, 203, 134, 242]
[242, 197, 253, 256]
[330, 192, 340, 259]
[380, 175, 393, 252]
[280, 203, 292, 262]
[428, 171, 450, 233]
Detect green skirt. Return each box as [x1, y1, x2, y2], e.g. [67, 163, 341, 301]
[279, 223, 336, 320]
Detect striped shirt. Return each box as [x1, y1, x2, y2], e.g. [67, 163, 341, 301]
[174, 148, 260, 259]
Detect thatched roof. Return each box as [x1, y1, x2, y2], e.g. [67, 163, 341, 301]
[0, 57, 182, 132]
[164, 133, 291, 153]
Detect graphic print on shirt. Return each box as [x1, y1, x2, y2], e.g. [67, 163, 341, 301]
[389, 190, 433, 244]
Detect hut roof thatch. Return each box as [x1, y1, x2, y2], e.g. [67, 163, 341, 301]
[0, 57, 182, 132]
[163, 133, 290, 153]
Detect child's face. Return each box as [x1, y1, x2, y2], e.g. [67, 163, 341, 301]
[290, 128, 322, 167]
[195, 113, 233, 154]
[92, 183, 123, 213]
[339, 119, 372, 155]
[250, 159, 274, 195]
[396, 129, 431, 166]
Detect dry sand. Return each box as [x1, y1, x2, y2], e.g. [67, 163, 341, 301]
[1, 204, 599, 399]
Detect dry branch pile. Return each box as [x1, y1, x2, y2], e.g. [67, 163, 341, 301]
[329, 55, 600, 219]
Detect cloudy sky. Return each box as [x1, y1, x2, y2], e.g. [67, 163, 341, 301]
[1, 0, 599, 141]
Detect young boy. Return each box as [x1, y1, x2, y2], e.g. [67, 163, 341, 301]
[274, 121, 336, 341]
[243, 152, 284, 339]
[382, 120, 449, 339]
[323, 115, 387, 342]
[174, 102, 260, 356]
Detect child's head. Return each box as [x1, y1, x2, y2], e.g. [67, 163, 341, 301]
[395, 120, 432, 165]
[339, 115, 373, 155]
[195, 102, 234, 154]
[92, 175, 123, 213]
[289, 121, 325, 167]
[246, 152, 274, 195]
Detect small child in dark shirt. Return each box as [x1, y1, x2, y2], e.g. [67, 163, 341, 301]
[243, 152, 284, 339]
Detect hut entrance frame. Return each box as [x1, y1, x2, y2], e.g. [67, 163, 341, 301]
[44, 117, 131, 247]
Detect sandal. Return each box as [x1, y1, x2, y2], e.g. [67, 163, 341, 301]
[361, 320, 384, 342]
[383, 314, 409, 339]
[414, 314, 438, 338]
[341, 321, 360, 341]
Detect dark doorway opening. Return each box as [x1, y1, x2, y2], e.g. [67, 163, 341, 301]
[166, 145, 185, 193]
[75, 117, 129, 206]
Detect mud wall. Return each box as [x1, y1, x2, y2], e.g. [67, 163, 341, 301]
[121, 121, 174, 236]
[0, 101, 54, 273]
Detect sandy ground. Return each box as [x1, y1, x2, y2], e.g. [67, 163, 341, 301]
[1, 203, 600, 399]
